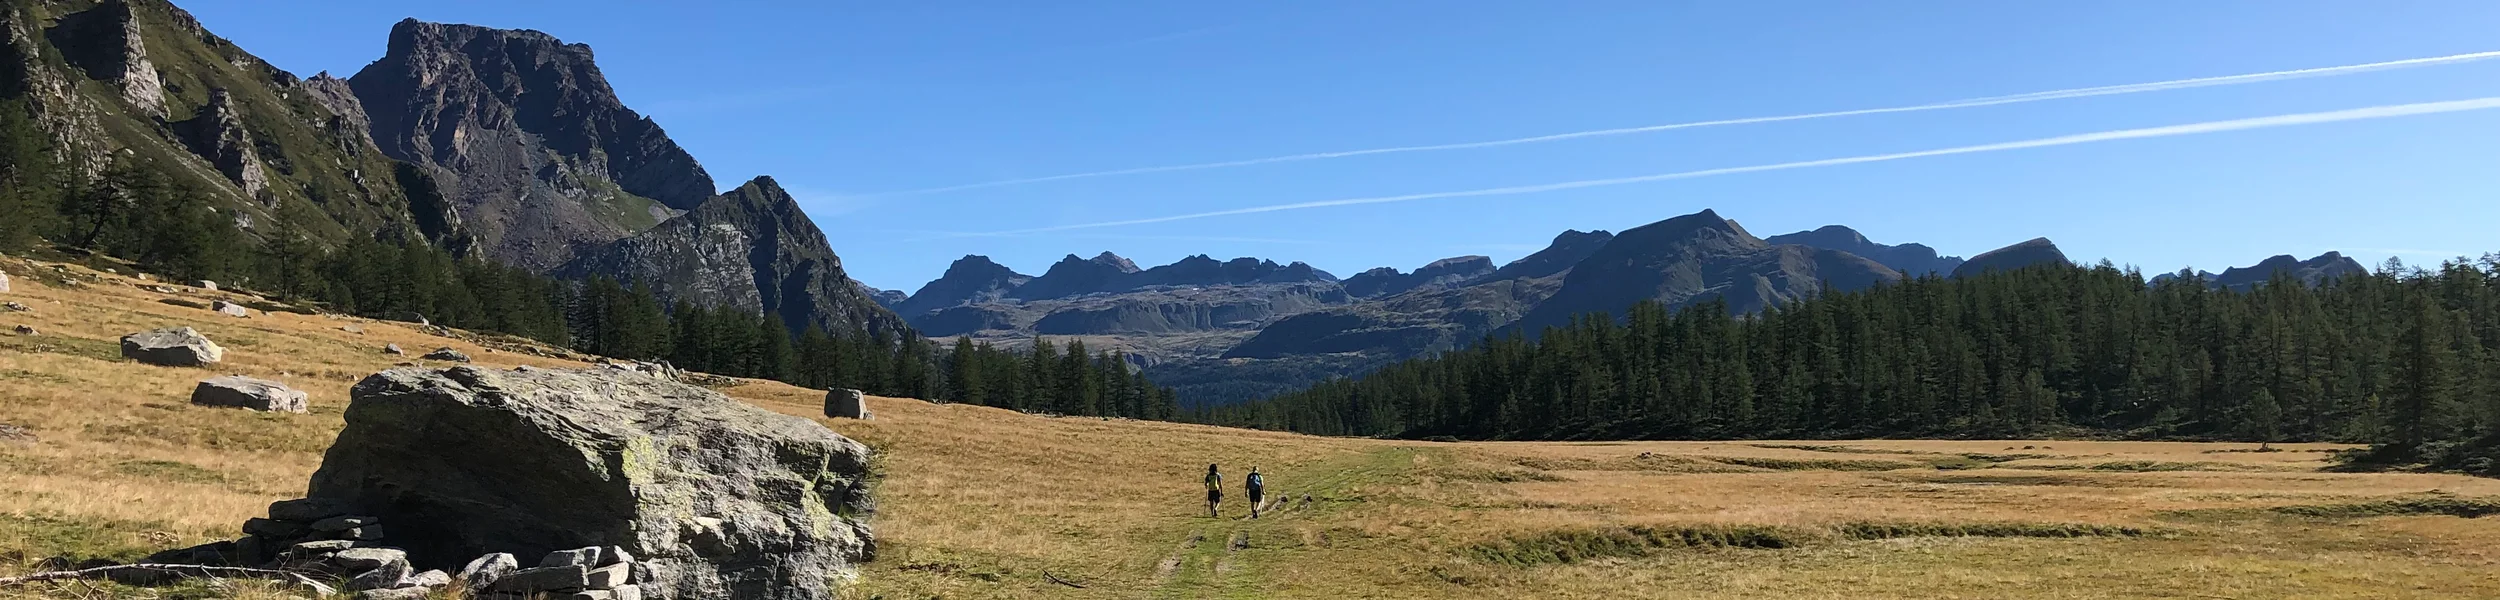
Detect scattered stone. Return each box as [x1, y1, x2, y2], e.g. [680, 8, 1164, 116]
[541, 546, 602, 568]
[420, 347, 470, 362]
[3, 301, 28, 312]
[121, 327, 224, 366]
[825, 388, 871, 420]
[488, 565, 588, 594]
[270, 497, 354, 521]
[342, 324, 364, 334]
[460, 553, 519, 591]
[384, 343, 404, 355]
[197, 280, 218, 291]
[307, 366, 876, 599]
[191, 375, 309, 413]
[409, 569, 452, 588]
[0, 423, 32, 444]
[10, 325, 32, 336]
[212, 300, 250, 317]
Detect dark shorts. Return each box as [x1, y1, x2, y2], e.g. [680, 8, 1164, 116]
[1207, 489, 1222, 503]
[1248, 487, 1264, 503]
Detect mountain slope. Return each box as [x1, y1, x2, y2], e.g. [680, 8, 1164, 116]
[1342, 256, 1495, 298]
[1767, 225, 1963, 277]
[558, 176, 907, 338]
[1505, 209, 1901, 337]
[348, 18, 714, 271]
[2, 0, 459, 246]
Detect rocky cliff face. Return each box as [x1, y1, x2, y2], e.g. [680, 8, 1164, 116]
[1013, 252, 1142, 301]
[1485, 229, 1614, 281]
[1951, 238, 2071, 278]
[1766, 225, 1963, 277]
[559, 177, 908, 339]
[349, 19, 715, 271]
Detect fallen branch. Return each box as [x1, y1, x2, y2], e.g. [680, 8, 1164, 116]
[0, 563, 335, 596]
[1043, 570, 1088, 589]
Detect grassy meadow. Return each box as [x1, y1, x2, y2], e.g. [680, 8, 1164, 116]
[1, 255, 2496, 599]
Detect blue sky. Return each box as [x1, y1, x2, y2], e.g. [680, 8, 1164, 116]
[182, 1, 2500, 292]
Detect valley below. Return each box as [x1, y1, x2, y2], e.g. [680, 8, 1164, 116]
[4, 256, 2496, 599]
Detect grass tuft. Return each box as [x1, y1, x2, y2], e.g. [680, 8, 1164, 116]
[1470, 524, 1802, 566]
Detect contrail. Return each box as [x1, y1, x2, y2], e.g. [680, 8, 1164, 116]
[870, 50, 2500, 197]
[963, 97, 2500, 236]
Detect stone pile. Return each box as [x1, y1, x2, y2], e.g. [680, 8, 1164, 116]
[460, 545, 645, 599]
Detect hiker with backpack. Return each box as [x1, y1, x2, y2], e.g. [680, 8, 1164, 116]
[1247, 467, 1267, 519]
[1204, 464, 1223, 518]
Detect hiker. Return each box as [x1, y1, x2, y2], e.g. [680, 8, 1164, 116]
[1247, 467, 1267, 519]
[1204, 464, 1223, 518]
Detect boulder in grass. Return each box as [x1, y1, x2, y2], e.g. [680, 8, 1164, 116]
[420, 347, 470, 362]
[122, 327, 224, 366]
[197, 280, 218, 291]
[824, 388, 870, 420]
[212, 300, 250, 317]
[191, 376, 310, 413]
[11, 325, 32, 336]
[307, 366, 875, 599]
[384, 343, 404, 355]
[0, 270, 10, 293]
[459, 553, 519, 591]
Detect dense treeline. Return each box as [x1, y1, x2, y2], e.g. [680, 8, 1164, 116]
[1204, 260, 2500, 474]
[0, 152, 1178, 416]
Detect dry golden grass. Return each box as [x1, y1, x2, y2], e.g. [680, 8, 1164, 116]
[4, 254, 2499, 599]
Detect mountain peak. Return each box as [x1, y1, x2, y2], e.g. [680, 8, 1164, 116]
[1091, 251, 1141, 273]
[1488, 229, 1617, 282]
[1951, 238, 2070, 278]
[1766, 224, 1963, 276]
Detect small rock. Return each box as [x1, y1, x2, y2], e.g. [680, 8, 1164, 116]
[270, 497, 354, 521]
[408, 569, 452, 588]
[329, 547, 407, 572]
[421, 347, 471, 362]
[459, 553, 519, 591]
[0, 423, 32, 444]
[10, 325, 32, 336]
[310, 515, 375, 533]
[541, 546, 601, 568]
[344, 557, 413, 591]
[384, 343, 404, 355]
[611, 585, 642, 600]
[336, 525, 385, 541]
[196, 280, 217, 291]
[488, 564, 588, 593]
[598, 545, 633, 566]
[212, 300, 250, 317]
[584, 561, 631, 589]
[120, 327, 224, 366]
[3, 301, 29, 312]
[341, 324, 364, 334]
[191, 376, 310, 413]
[824, 388, 871, 419]
[242, 517, 309, 539]
[0, 271, 10, 293]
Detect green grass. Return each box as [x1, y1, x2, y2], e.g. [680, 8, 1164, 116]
[111, 460, 227, 485]
[1470, 525, 1803, 566]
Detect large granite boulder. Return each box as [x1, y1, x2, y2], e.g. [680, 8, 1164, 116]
[212, 300, 250, 317]
[0, 270, 11, 293]
[307, 366, 875, 599]
[191, 376, 309, 413]
[121, 327, 224, 366]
